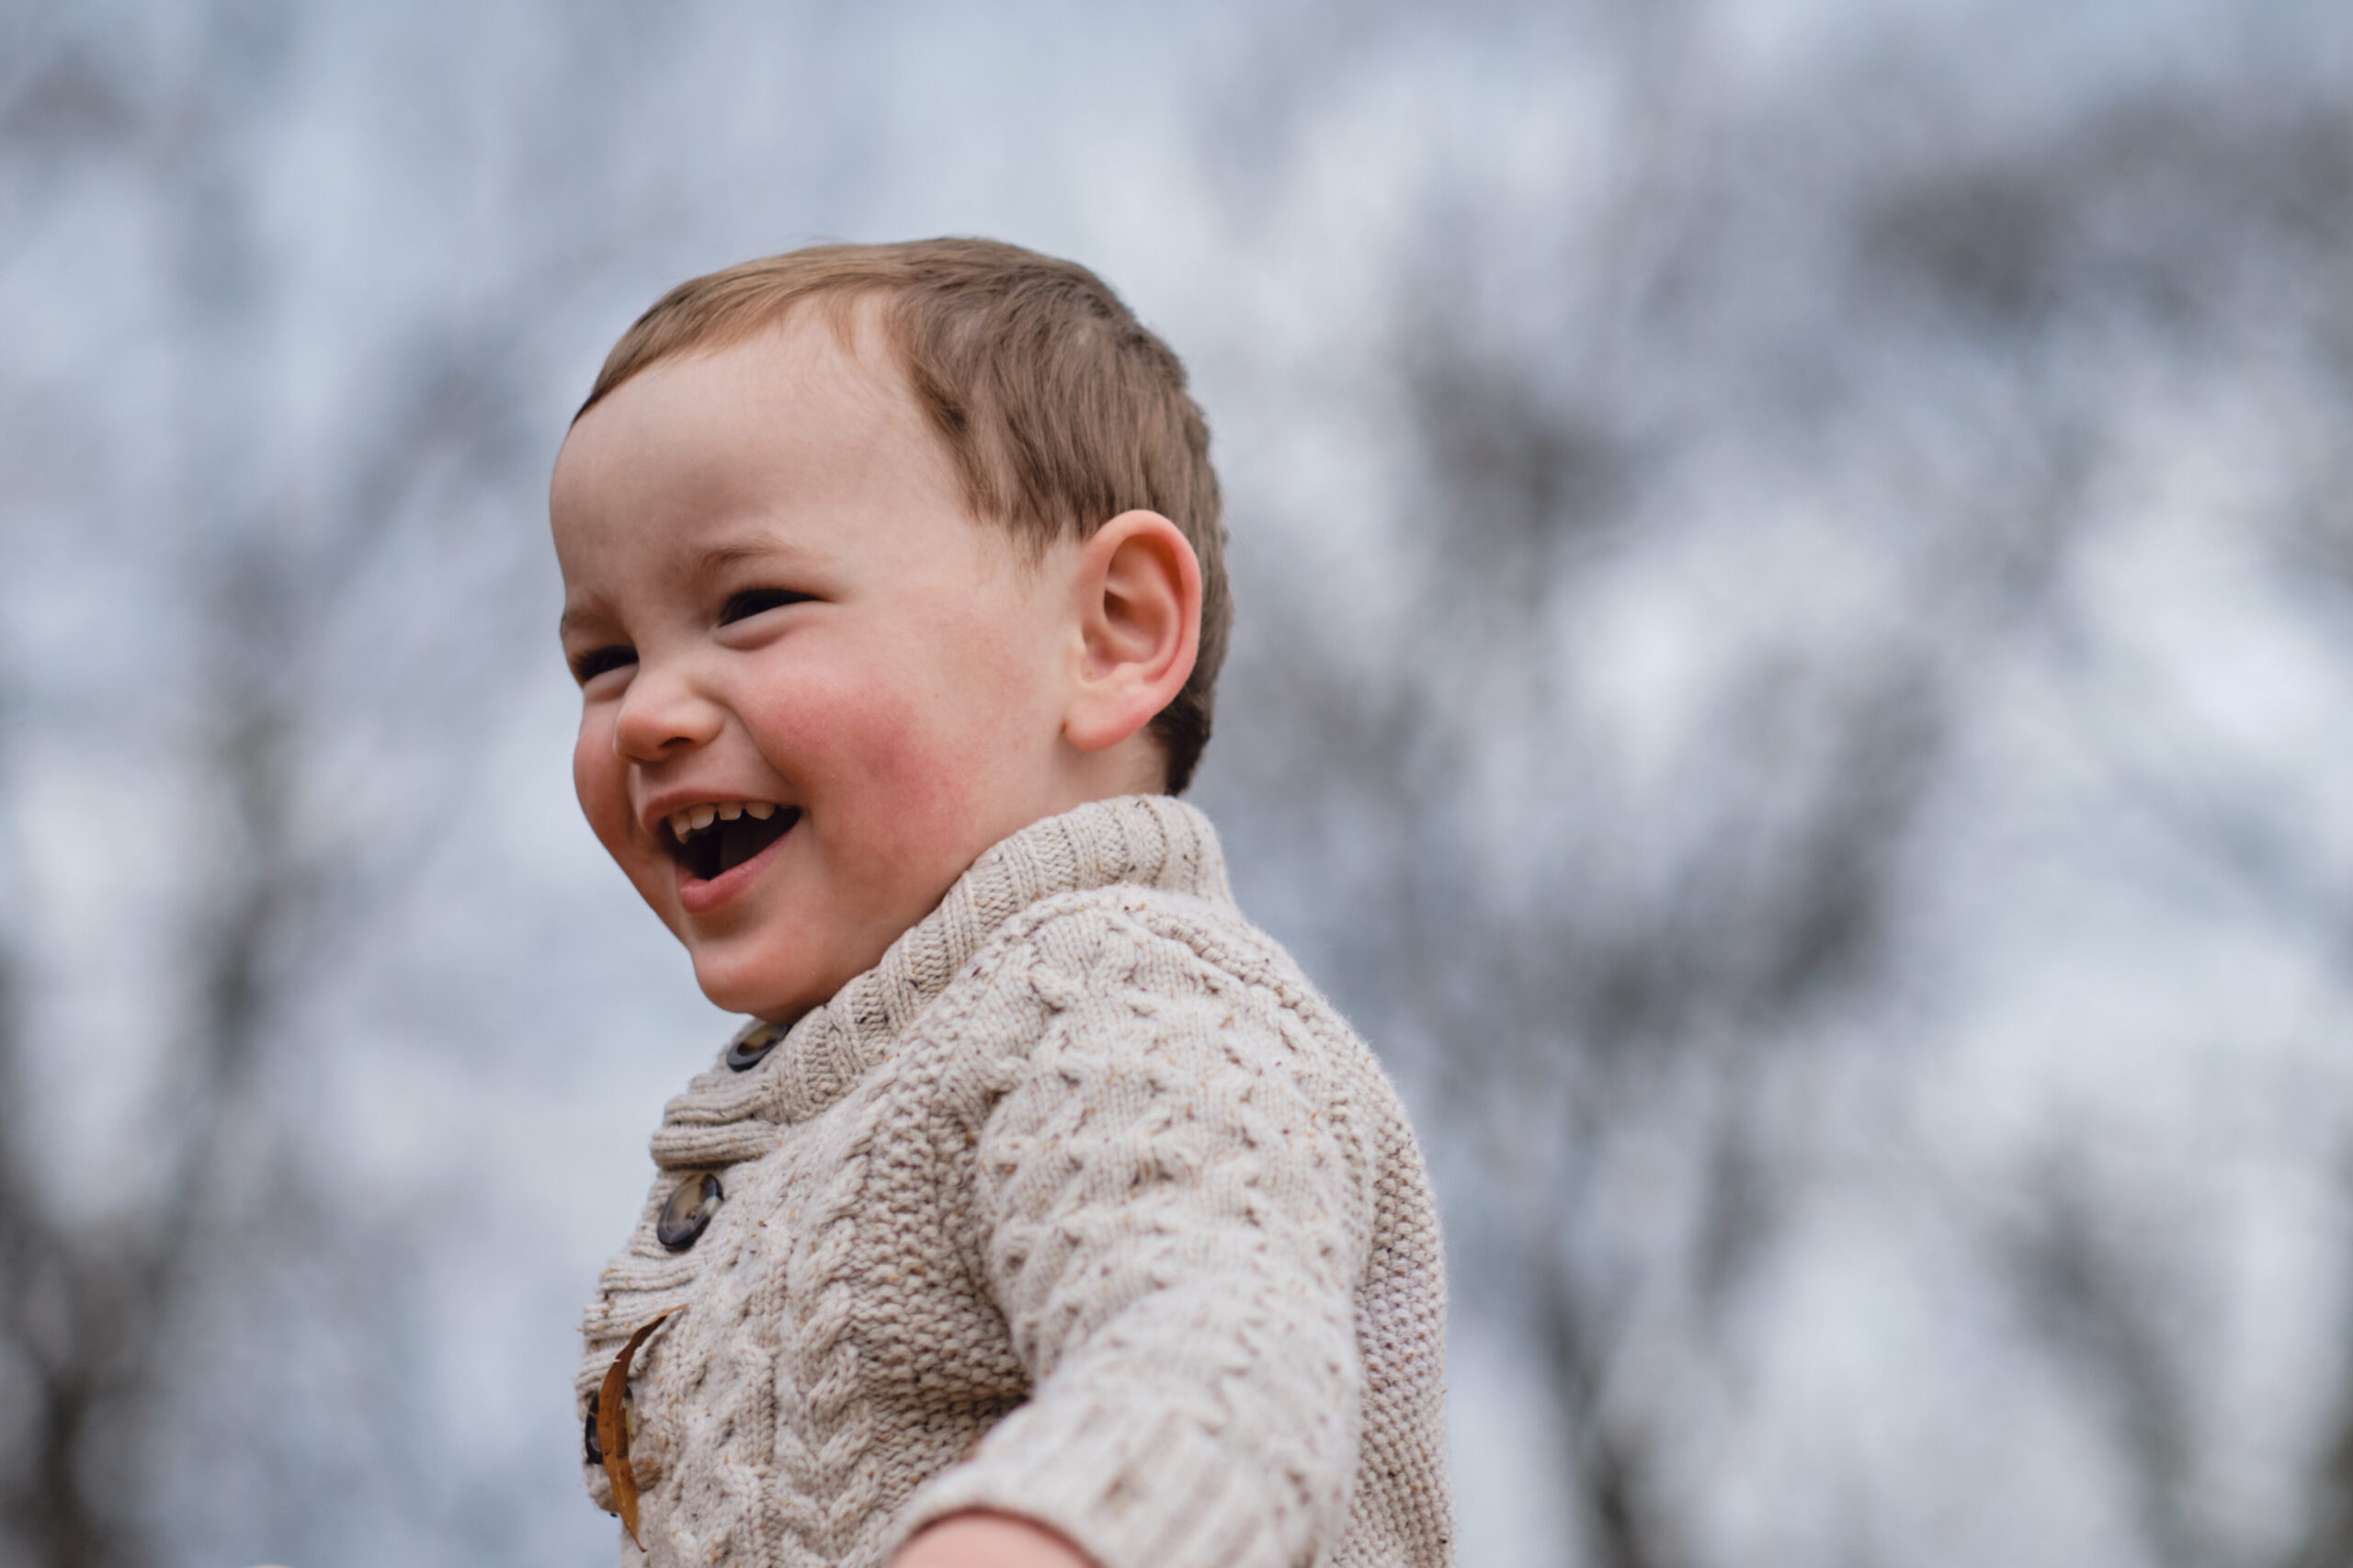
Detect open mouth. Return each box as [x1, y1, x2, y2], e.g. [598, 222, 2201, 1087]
[662, 801, 801, 883]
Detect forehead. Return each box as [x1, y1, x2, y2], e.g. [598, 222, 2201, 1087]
[560, 310, 922, 498]
[550, 311, 969, 588]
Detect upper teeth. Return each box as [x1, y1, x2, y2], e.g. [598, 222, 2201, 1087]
[668, 801, 779, 839]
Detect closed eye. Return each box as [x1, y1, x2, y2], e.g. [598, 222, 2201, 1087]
[720, 587, 813, 625]
[570, 644, 635, 685]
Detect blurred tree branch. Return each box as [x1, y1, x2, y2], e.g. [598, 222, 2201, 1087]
[1210, 13, 2353, 1568]
[0, 7, 554, 1564]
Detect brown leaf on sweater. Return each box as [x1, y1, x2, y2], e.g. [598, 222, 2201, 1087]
[597, 1306, 681, 1549]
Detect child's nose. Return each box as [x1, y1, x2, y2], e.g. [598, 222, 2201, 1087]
[612, 664, 723, 759]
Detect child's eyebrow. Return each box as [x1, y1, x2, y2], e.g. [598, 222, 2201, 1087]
[682, 537, 828, 585]
[689, 543, 766, 580]
[689, 539, 816, 579]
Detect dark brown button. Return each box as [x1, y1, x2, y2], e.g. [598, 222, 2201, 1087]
[657, 1172, 722, 1251]
[725, 1023, 780, 1072]
[583, 1385, 641, 1466]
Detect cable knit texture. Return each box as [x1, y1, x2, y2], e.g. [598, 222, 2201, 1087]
[575, 796, 1453, 1568]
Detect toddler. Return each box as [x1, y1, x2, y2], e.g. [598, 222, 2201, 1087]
[552, 239, 1452, 1568]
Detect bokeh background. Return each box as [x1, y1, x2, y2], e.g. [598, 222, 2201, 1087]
[9, 1, 2353, 1564]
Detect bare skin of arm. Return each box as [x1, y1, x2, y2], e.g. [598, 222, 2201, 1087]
[892, 1512, 1096, 1568]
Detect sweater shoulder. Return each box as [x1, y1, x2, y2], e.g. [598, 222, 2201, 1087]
[953, 882, 1410, 1106]
[987, 881, 1323, 1013]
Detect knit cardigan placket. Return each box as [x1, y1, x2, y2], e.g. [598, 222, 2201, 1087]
[577, 796, 1455, 1568]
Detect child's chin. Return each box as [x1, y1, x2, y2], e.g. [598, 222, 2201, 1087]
[691, 947, 824, 1025]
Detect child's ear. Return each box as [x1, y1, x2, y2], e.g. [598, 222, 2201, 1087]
[1062, 510, 1202, 757]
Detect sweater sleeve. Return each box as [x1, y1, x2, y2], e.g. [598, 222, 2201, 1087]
[890, 917, 1375, 1568]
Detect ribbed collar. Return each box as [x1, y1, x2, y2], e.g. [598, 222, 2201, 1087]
[661, 795, 1232, 1135]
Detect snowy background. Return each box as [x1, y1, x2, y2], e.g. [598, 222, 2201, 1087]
[9, 2, 2353, 1566]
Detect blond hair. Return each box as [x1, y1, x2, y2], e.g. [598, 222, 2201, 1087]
[579, 239, 1230, 794]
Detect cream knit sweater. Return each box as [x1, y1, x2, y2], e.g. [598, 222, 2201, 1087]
[575, 796, 1453, 1568]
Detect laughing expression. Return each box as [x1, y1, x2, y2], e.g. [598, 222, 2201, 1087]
[551, 309, 1086, 1022]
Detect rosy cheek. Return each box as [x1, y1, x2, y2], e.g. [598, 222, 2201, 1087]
[750, 676, 978, 837]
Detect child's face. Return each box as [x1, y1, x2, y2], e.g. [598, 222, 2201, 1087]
[550, 312, 1090, 1021]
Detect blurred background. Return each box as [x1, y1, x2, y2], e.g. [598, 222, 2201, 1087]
[8, 0, 2353, 1564]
